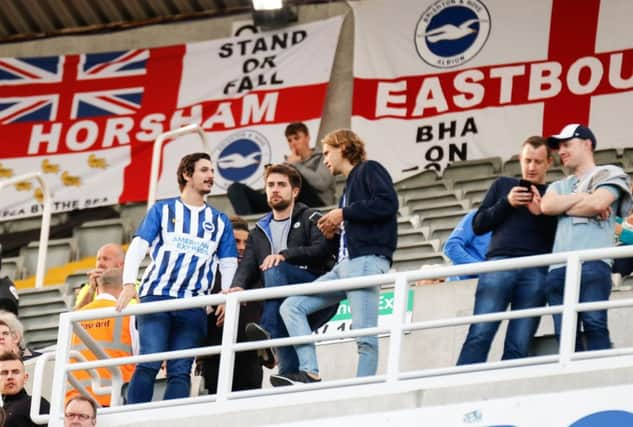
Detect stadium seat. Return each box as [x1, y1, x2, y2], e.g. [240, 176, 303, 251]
[74, 218, 127, 259]
[502, 156, 521, 177]
[397, 230, 428, 245]
[119, 202, 149, 234]
[442, 157, 502, 182]
[452, 176, 496, 197]
[411, 201, 469, 219]
[207, 194, 234, 215]
[394, 240, 439, 258]
[392, 252, 447, 272]
[18, 286, 68, 349]
[20, 238, 76, 278]
[462, 189, 488, 206]
[422, 211, 468, 236]
[593, 148, 621, 166]
[405, 192, 460, 213]
[395, 169, 439, 189]
[1, 256, 23, 281]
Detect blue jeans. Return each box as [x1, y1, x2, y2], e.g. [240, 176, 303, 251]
[127, 295, 207, 403]
[457, 263, 547, 365]
[262, 262, 318, 375]
[546, 260, 612, 351]
[279, 255, 390, 377]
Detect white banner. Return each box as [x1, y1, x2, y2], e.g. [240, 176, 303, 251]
[350, 0, 633, 181]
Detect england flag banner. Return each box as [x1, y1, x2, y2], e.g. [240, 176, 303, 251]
[0, 16, 342, 220]
[350, 0, 633, 181]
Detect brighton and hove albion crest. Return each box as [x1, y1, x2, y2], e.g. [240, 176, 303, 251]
[212, 129, 272, 191]
[415, 0, 491, 69]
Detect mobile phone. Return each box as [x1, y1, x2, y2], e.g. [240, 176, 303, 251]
[308, 211, 323, 224]
[519, 179, 533, 201]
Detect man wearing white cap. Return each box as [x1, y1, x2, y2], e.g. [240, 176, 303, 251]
[542, 124, 632, 351]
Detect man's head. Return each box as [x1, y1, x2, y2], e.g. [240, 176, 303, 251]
[230, 216, 249, 260]
[0, 312, 23, 354]
[64, 395, 97, 427]
[97, 268, 123, 298]
[95, 243, 124, 271]
[285, 122, 311, 159]
[177, 152, 214, 194]
[264, 164, 302, 211]
[547, 124, 596, 171]
[0, 351, 26, 396]
[321, 129, 367, 176]
[519, 136, 552, 184]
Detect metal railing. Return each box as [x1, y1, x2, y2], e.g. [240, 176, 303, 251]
[41, 245, 633, 426]
[0, 172, 52, 288]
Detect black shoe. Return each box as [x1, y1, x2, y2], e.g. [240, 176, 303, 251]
[270, 371, 322, 387]
[245, 322, 277, 369]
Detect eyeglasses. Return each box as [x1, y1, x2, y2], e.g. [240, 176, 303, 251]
[64, 413, 93, 420]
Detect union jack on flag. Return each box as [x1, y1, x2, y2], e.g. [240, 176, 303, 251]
[0, 49, 148, 124]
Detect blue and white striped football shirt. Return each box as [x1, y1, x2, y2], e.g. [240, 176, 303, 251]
[135, 197, 237, 298]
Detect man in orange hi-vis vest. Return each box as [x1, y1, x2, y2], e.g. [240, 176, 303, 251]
[67, 268, 139, 407]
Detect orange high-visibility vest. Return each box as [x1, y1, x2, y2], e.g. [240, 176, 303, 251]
[66, 298, 135, 406]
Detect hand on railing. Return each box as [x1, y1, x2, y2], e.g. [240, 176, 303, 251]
[215, 287, 244, 326]
[116, 283, 138, 311]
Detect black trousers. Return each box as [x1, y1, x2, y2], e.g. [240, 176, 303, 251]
[228, 179, 326, 215]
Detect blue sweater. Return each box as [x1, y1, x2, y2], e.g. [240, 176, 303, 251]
[473, 176, 556, 258]
[444, 210, 491, 280]
[341, 160, 399, 262]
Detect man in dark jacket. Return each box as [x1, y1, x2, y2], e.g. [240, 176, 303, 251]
[225, 163, 337, 376]
[0, 351, 49, 427]
[457, 136, 557, 365]
[272, 129, 399, 386]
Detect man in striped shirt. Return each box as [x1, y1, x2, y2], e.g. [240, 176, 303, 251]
[116, 152, 238, 403]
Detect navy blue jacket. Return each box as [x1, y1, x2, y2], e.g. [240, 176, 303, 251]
[473, 176, 556, 258]
[341, 160, 399, 262]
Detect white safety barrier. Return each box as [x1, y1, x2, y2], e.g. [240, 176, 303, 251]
[39, 245, 633, 426]
[0, 172, 52, 288]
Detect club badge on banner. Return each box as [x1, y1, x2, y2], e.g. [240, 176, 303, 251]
[350, 0, 633, 182]
[0, 16, 343, 220]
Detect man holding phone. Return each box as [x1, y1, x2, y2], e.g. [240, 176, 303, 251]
[225, 164, 337, 377]
[457, 136, 558, 365]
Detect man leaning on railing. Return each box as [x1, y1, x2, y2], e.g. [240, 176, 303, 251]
[116, 152, 238, 403]
[542, 124, 632, 351]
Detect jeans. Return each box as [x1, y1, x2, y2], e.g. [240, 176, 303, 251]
[127, 295, 207, 403]
[546, 260, 612, 351]
[262, 262, 318, 375]
[457, 262, 548, 365]
[280, 255, 390, 377]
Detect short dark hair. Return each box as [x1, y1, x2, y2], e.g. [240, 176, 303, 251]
[177, 152, 212, 192]
[285, 122, 309, 138]
[264, 163, 302, 189]
[322, 129, 367, 166]
[230, 216, 249, 233]
[65, 395, 97, 418]
[522, 135, 552, 158]
[0, 351, 21, 363]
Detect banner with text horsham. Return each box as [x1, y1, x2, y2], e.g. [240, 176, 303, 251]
[350, 0, 633, 182]
[0, 16, 342, 220]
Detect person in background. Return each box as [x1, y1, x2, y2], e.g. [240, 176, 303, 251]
[443, 209, 491, 281]
[0, 351, 49, 427]
[67, 268, 138, 407]
[542, 124, 632, 351]
[457, 136, 557, 365]
[117, 152, 238, 403]
[227, 122, 336, 215]
[197, 216, 264, 393]
[74, 244, 125, 310]
[0, 312, 39, 360]
[272, 129, 398, 386]
[64, 395, 97, 427]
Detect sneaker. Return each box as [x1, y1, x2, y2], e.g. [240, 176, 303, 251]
[270, 371, 322, 387]
[245, 322, 277, 369]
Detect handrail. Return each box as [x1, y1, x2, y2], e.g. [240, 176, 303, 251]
[45, 244, 633, 426]
[146, 123, 209, 209]
[0, 172, 52, 288]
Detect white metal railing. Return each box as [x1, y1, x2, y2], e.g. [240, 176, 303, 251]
[41, 244, 633, 426]
[0, 172, 52, 288]
[146, 123, 210, 209]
